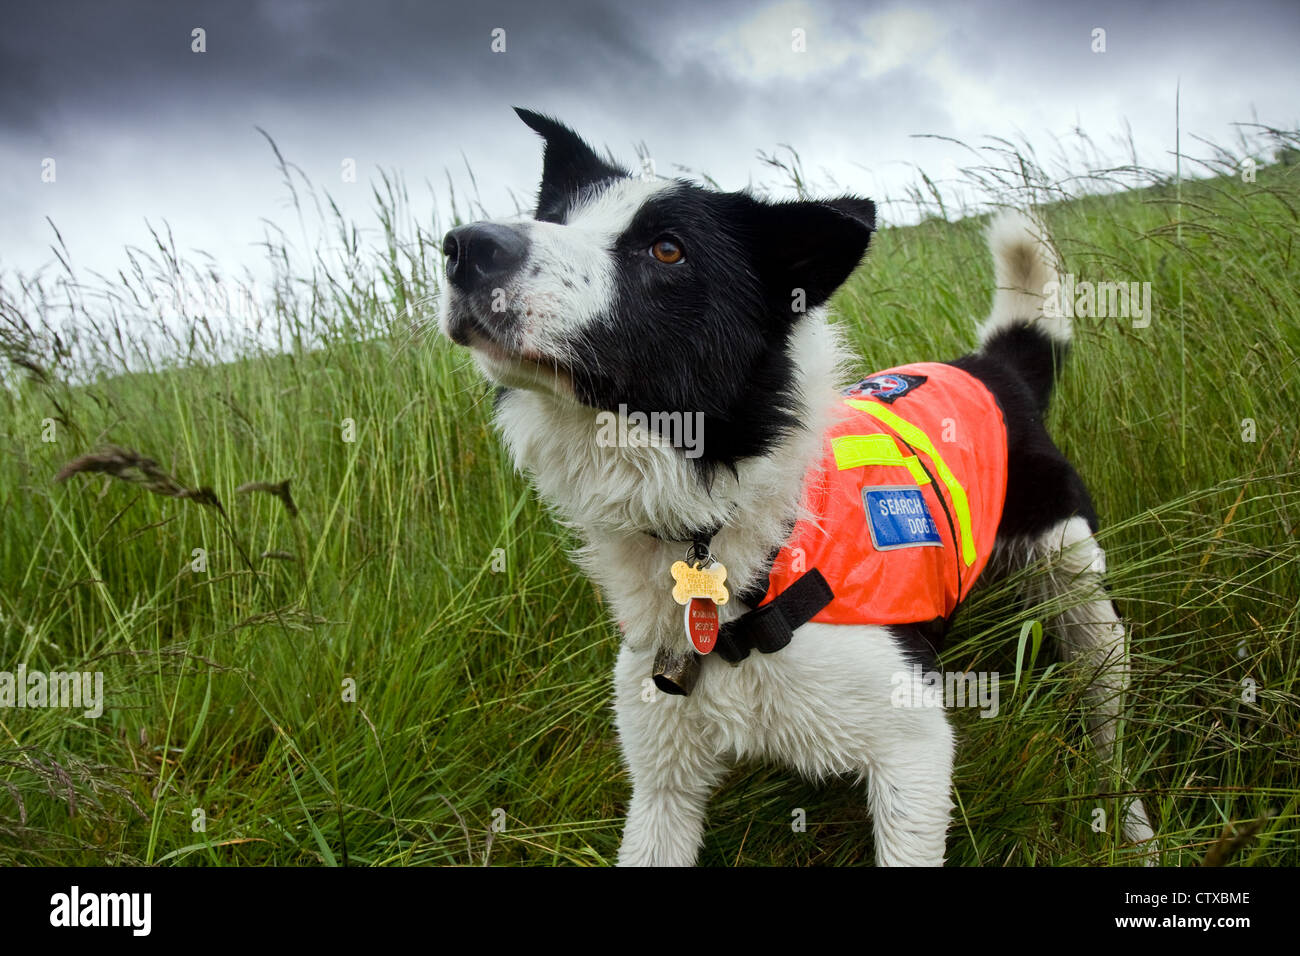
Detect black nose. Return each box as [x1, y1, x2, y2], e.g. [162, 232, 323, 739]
[443, 223, 529, 293]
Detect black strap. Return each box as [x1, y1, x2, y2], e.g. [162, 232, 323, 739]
[644, 522, 725, 545]
[715, 568, 834, 664]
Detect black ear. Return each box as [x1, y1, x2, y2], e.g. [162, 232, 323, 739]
[746, 196, 876, 314]
[514, 107, 627, 221]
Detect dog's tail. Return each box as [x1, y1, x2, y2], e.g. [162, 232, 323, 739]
[976, 210, 1069, 413]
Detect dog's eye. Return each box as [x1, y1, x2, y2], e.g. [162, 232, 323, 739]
[650, 237, 684, 264]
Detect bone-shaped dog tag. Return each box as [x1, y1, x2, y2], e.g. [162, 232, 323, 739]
[669, 560, 729, 606]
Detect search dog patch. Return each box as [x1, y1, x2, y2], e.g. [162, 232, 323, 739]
[862, 485, 943, 551]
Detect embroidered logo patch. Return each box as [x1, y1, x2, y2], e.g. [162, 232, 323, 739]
[862, 485, 943, 551]
[843, 372, 928, 404]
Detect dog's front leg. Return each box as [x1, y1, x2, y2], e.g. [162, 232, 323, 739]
[866, 704, 955, 866]
[617, 776, 722, 867]
[613, 646, 727, 866]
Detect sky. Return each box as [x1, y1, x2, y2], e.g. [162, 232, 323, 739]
[2, 0, 1298, 289]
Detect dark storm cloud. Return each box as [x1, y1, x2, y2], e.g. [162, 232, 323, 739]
[2, 0, 672, 136]
[0, 0, 1008, 141]
[6, 0, 1297, 136]
[9, 0, 1291, 172]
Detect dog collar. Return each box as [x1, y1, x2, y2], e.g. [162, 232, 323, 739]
[652, 565, 834, 696]
[651, 523, 834, 696]
[642, 522, 725, 545]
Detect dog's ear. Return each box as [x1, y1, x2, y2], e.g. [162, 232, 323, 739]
[514, 107, 626, 221]
[744, 196, 876, 315]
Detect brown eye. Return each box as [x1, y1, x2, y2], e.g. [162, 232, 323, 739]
[650, 237, 684, 264]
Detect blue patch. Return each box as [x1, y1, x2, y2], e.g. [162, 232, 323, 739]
[843, 372, 928, 404]
[862, 485, 943, 551]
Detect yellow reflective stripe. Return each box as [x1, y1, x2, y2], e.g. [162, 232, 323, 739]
[845, 398, 977, 567]
[831, 434, 931, 486]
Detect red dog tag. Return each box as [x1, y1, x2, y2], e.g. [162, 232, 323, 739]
[685, 598, 719, 654]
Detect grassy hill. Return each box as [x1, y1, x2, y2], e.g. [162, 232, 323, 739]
[1, 137, 1297, 866]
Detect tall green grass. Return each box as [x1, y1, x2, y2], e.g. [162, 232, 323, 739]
[1, 124, 1297, 866]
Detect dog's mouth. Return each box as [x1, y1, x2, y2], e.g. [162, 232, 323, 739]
[473, 333, 567, 377]
[448, 304, 575, 396]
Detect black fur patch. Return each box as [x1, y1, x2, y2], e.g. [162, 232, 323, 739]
[948, 334, 1098, 541]
[977, 324, 1070, 415]
[889, 618, 946, 670]
[562, 183, 875, 471]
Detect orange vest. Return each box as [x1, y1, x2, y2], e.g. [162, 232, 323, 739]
[761, 363, 1008, 626]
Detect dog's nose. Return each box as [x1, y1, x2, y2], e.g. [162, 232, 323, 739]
[443, 223, 529, 294]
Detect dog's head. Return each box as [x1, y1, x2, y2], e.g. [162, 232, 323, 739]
[439, 108, 875, 469]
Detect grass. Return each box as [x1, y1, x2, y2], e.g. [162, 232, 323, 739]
[1, 123, 1297, 866]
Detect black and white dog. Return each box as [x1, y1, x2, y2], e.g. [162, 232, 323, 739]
[438, 109, 1155, 866]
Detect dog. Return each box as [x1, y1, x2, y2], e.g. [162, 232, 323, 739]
[438, 108, 1155, 866]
